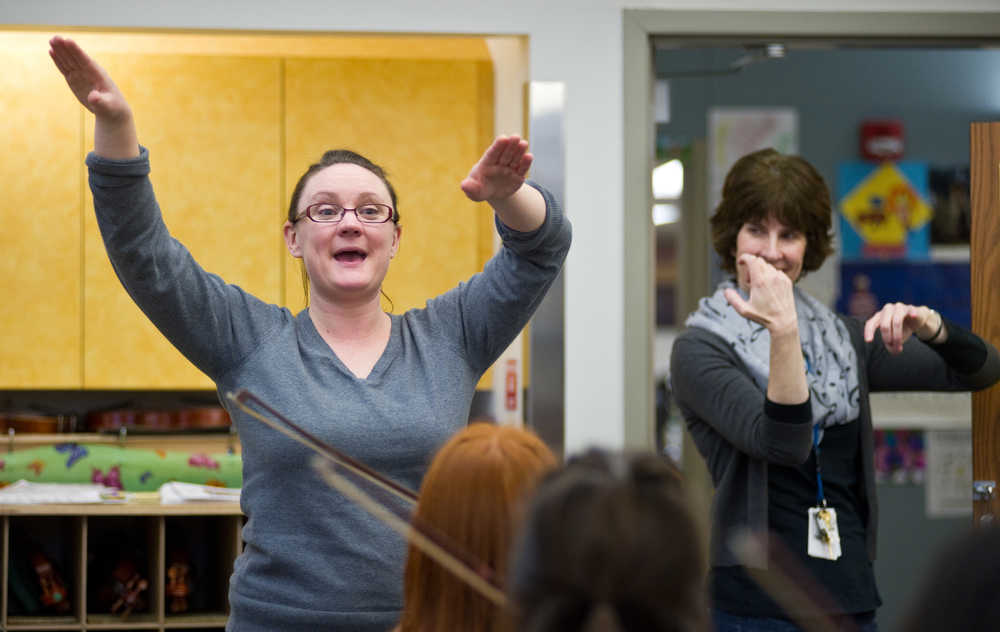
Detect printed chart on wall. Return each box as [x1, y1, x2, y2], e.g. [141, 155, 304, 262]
[925, 429, 973, 518]
[707, 107, 798, 216]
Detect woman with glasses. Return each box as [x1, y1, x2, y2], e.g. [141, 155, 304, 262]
[49, 36, 570, 632]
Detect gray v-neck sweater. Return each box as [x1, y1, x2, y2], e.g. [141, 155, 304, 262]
[87, 148, 571, 631]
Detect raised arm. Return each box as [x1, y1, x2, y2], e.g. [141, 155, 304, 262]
[49, 36, 139, 160]
[461, 135, 545, 232]
[417, 135, 569, 373]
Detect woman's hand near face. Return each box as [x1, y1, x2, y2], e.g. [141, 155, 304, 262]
[49, 36, 139, 160]
[724, 254, 798, 336]
[864, 303, 945, 354]
[725, 253, 808, 405]
[461, 135, 545, 232]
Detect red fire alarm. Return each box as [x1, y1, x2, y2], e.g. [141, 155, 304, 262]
[860, 119, 904, 161]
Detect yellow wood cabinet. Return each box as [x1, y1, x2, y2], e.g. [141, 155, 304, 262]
[1, 31, 495, 390]
[0, 50, 83, 388]
[83, 54, 283, 389]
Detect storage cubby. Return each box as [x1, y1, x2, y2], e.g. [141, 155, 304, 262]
[86, 515, 159, 626]
[6, 516, 81, 626]
[163, 516, 239, 624]
[1, 504, 241, 631]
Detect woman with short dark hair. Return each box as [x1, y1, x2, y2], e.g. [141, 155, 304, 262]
[510, 450, 708, 632]
[671, 148, 1000, 631]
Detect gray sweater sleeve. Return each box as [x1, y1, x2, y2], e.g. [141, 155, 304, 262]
[414, 182, 572, 373]
[86, 147, 287, 380]
[671, 327, 814, 467]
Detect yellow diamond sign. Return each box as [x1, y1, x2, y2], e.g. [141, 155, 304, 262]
[840, 162, 932, 248]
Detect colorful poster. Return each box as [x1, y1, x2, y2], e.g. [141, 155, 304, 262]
[837, 260, 971, 328]
[874, 429, 926, 485]
[926, 430, 973, 518]
[838, 161, 932, 260]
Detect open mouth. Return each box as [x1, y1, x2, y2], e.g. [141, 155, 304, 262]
[334, 248, 367, 263]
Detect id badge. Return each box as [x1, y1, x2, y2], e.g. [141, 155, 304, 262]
[807, 506, 842, 560]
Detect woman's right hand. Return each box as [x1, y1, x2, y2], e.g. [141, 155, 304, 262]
[727, 254, 809, 405]
[49, 36, 139, 159]
[723, 253, 798, 335]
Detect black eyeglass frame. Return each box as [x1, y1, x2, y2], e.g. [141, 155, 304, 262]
[296, 202, 397, 224]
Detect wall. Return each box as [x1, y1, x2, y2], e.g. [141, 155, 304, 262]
[3, 0, 999, 454]
[657, 46, 1000, 196]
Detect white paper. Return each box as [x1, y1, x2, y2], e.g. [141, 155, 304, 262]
[159, 481, 240, 504]
[0, 480, 115, 504]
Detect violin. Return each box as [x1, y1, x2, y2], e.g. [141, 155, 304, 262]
[166, 549, 192, 613]
[108, 558, 149, 618]
[175, 406, 231, 430]
[86, 406, 231, 432]
[31, 551, 71, 612]
[5, 413, 69, 434]
[85, 408, 138, 432]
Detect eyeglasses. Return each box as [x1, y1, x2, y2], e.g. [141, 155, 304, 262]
[298, 203, 395, 224]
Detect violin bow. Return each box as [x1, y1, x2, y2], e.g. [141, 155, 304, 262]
[226, 389, 417, 504]
[312, 456, 506, 605]
[225, 389, 508, 607]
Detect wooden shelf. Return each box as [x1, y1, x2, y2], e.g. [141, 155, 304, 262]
[163, 612, 230, 628]
[6, 614, 81, 629]
[0, 503, 242, 517]
[1, 509, 241, 631]
[86, 613, 160, 628]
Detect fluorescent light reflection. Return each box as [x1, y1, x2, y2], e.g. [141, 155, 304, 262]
[652, 159, 683, 198]
[652, 203, 680, 226]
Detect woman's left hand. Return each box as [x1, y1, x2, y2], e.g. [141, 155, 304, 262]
[461, 135, 533, 203]
[864, 303, 941, 354]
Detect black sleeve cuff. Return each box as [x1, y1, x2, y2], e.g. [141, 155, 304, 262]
[765, 396, 812, 424]
[929, 318, 988, 374]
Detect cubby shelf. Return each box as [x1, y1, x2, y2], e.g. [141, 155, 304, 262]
[1, 503, 242, 631]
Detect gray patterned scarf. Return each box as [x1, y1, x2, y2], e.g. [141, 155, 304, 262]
[685, 280, 860, 438]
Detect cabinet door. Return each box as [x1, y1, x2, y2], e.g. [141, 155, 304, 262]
[0, 41, 83, 388]
[283, 57, 495, 312]
[84, 54, 283, 389]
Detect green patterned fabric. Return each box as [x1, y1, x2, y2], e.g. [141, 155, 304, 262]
[0, 443, 241, 491]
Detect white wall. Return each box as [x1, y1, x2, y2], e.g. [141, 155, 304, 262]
[4, 0, 996, 455]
